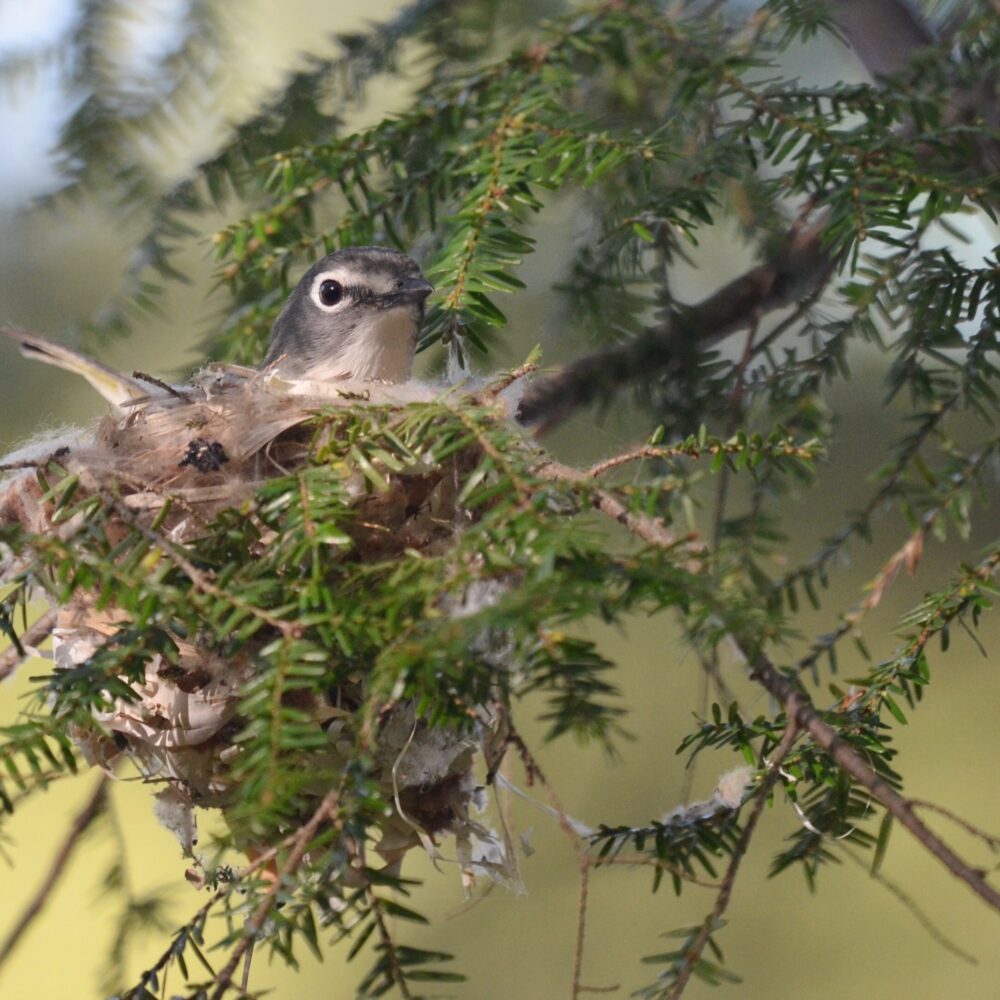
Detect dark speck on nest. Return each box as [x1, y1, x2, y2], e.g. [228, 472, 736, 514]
[179, 438, 230, 473]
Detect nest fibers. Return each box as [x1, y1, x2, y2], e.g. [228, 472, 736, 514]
[0, 356, 516, 887]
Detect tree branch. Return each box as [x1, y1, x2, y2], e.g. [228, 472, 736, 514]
[549, 435, 1000, 916]
[0, 608, 57, 684]
[517, 214, 835, 431]
[749, 654, 1000, 913]
[516, 0, 984, 433]
[0, 775, 108, 970]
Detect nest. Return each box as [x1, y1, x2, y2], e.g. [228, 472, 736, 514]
[1, 365, 514, 882]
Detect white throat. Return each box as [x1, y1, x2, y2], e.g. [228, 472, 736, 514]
[302, 308, 418, 383]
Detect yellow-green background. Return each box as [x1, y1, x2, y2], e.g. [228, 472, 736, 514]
[2, 4, 999, 998]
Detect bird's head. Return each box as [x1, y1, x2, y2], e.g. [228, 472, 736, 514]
[264, 246, 433, 383]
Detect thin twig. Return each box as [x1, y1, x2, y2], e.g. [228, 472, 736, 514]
[477, 360, 540, 403]
[0, 775, 108, 969]
[587, 486, 689, 551]
[838, 844, 978, 965]
[535, 459, 704, 559]
[131, 371, 191, 401]
[796, 442, 1000, 674]
[570, 862, 591, 999]
[747, 283, 826, 362]
[0, 608, 57, 683]
[750, 654, 1000, 913]
[585, 446, 674, 478]
[583, 437, 820, 480]
[208, 788, 341, 1000]
[570, 858, 628, 996]
[910, 799, 1000, 852]
[665, 722, 798, 1000]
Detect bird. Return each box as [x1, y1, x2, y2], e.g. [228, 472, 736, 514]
[1, 245, 435, 409]
[265, 245, 434, 383]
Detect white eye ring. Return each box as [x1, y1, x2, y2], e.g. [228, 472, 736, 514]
[310, 272, 349, 311]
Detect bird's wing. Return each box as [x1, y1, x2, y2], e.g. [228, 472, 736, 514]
[0, 325, 153, 409]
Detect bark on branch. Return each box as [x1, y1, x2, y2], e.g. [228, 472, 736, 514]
[517, 217, 833, 430]
[517, 0, 991, 433]
[750, 653, 1000, 913]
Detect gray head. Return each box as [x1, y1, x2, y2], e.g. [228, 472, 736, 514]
[264, 246, 433, 383]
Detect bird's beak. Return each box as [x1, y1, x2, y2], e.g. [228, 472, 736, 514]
[390, 277, 434, 306]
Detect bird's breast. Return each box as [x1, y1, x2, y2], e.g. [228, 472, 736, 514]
[305, 306, 419, 383]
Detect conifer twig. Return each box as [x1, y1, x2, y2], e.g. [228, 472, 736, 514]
[664, 722, 798, 1000]
[569, 440, 1000, 916]
[535, 459, 704, 557]
[207, 788, 341, 1000]
[749, 654, 1000, 913]
[0, 608, 57, 683]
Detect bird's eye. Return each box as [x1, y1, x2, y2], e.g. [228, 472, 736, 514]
[318, 279, 343, 307]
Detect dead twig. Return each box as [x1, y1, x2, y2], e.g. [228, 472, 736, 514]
[909, 799, 1000, 852]
[0, 775, 109, 970]
[838, 843, 978, 965]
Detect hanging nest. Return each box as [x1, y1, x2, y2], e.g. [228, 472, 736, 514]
[0, 365, 518, 883]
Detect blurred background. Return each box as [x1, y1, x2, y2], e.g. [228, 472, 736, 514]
[1, 2, 999, 998]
